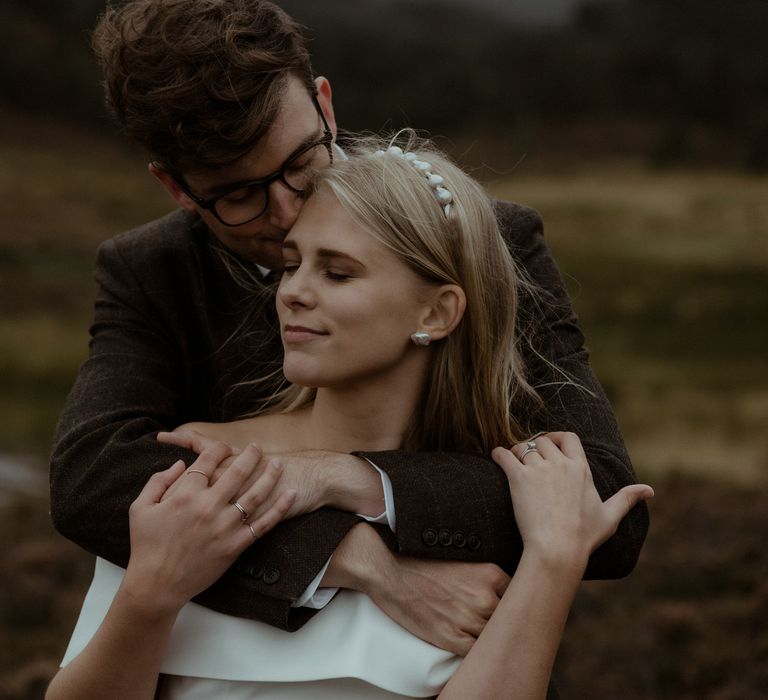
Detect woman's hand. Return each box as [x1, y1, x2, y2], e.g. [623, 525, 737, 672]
[123, 443, 296, 616]
[492, 432, 653, 571]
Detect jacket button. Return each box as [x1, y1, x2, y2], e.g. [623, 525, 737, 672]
[263, 568, 281, 585]
[248, 565, 265, 580]
[422, 529, 438, 546]
[438, 529, 453, 546]
[467, 534, 481, 551]
[453, 531, 466, 548]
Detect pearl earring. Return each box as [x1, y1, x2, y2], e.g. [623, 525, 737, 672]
[410, 331, 432, 346]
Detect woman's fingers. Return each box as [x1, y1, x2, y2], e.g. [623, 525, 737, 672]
[245, 489, 297, 541]
[210, 443, 262, 505]
[236, 459, 284, 515]
[546, 431, 588, 461]
[602, 484, 654, 530]
[491, 446, 522, 479]
[509, 439, 544, 465]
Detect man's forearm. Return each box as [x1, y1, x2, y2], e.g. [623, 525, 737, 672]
[319, 453, 386, 519]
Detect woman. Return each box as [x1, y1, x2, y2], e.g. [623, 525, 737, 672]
[48, 138, 652, 699]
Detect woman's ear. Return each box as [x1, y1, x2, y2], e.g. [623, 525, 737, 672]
[419, 284, 466, 341]
[148, 163, 197, 212]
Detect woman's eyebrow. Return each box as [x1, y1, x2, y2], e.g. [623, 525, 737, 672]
[282, 240, 363, 266]
[315, 248, 363, 265]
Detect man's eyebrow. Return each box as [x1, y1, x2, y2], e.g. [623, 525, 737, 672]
[204, 130, 323, 196]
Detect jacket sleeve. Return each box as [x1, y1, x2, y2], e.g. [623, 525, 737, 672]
[358, 202, 649, 579]
[49, 233, 362, 630]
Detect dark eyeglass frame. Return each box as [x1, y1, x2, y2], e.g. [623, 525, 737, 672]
[168, 95, 333, 227]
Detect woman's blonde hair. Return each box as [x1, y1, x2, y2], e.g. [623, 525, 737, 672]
[267, 132, 542, 454]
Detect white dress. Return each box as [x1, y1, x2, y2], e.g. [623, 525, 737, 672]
[63, 558, 460, 699]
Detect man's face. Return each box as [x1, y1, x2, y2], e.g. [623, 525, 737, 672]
[174, 76, 336, 268]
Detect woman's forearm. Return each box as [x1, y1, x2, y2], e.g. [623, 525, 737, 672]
[438, 549, 585, 700]
[46, 574, 180, 700]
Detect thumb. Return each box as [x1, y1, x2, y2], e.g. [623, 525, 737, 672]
[134, 460, 186, 506]
[602, 484, 654, 528]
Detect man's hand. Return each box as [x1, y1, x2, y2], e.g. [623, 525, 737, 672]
[157, 430, 385, 519]
[325, 523, 510, 656]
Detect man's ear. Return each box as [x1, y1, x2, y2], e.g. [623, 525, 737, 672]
[419, 284, 466, 341]
[148, 162, 197, 212]
[314, 76, 338, 140]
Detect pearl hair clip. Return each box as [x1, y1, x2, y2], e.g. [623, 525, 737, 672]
[374, 146, 454, 216]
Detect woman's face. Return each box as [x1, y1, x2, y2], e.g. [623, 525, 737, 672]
[277, 190, 430, 389]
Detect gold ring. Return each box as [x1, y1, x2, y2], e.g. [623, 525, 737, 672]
[232, 501, 249, 521]
[186, 469, 210, 482]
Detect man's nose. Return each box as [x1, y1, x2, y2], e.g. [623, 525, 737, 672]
[267, 180, 303, 231]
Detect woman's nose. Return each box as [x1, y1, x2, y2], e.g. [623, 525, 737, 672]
[278, 268, 315, 309]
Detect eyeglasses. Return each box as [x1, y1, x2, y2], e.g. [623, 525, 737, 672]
[171, 96, 333, 227]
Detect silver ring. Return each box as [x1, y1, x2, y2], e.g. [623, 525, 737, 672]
[247, 523, 257, 541]
[232, 501, 249, 521]
[520, 441, 539, 461]
[185, 469, 210, 482]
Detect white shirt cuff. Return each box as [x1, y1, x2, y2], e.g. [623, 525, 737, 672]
[291, 559, 337, 609]
[291, 460, 396, 609]
[361, 458, 396, 532]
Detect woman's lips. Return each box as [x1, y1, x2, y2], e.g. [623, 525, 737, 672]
[283, 325, 329, 343]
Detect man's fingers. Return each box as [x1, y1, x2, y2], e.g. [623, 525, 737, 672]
[247, 489, 297, 540]
[210, 443, 262, 504]
[238, 459, 284, 515]
[133, 460, 185, 506]
[449, 631, 477, 658]
[156, 430, 194, 449]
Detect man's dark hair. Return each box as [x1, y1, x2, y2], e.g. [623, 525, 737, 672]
[92, 0, 316, 173]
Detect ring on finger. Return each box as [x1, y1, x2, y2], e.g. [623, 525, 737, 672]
[520, 440, 539, 461]
[247, 523, 258, 541]
[185, 469, 210, 482]
[232, 501, 249, 521]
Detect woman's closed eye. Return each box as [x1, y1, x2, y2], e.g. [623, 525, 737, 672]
[324, 269, 352, 282]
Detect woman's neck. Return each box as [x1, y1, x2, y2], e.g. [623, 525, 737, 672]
[300, 354, 429, 453]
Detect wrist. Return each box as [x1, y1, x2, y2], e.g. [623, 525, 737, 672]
[323, 454, 385, 517]
[522, 543, 589, 581]
[324, 523, 394, 593]
[120, 564, 185, 622]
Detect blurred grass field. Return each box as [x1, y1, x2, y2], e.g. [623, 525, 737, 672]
[1, 117, 766, 698]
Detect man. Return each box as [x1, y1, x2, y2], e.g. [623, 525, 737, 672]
[50, 0, 648, 654]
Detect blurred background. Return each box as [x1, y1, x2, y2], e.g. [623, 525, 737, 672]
[1, 0, 766, 697]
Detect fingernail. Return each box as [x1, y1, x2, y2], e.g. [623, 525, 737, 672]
[271, 459, 283, 471]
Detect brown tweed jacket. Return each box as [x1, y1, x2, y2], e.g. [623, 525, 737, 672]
[49, 202, 648, 631]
